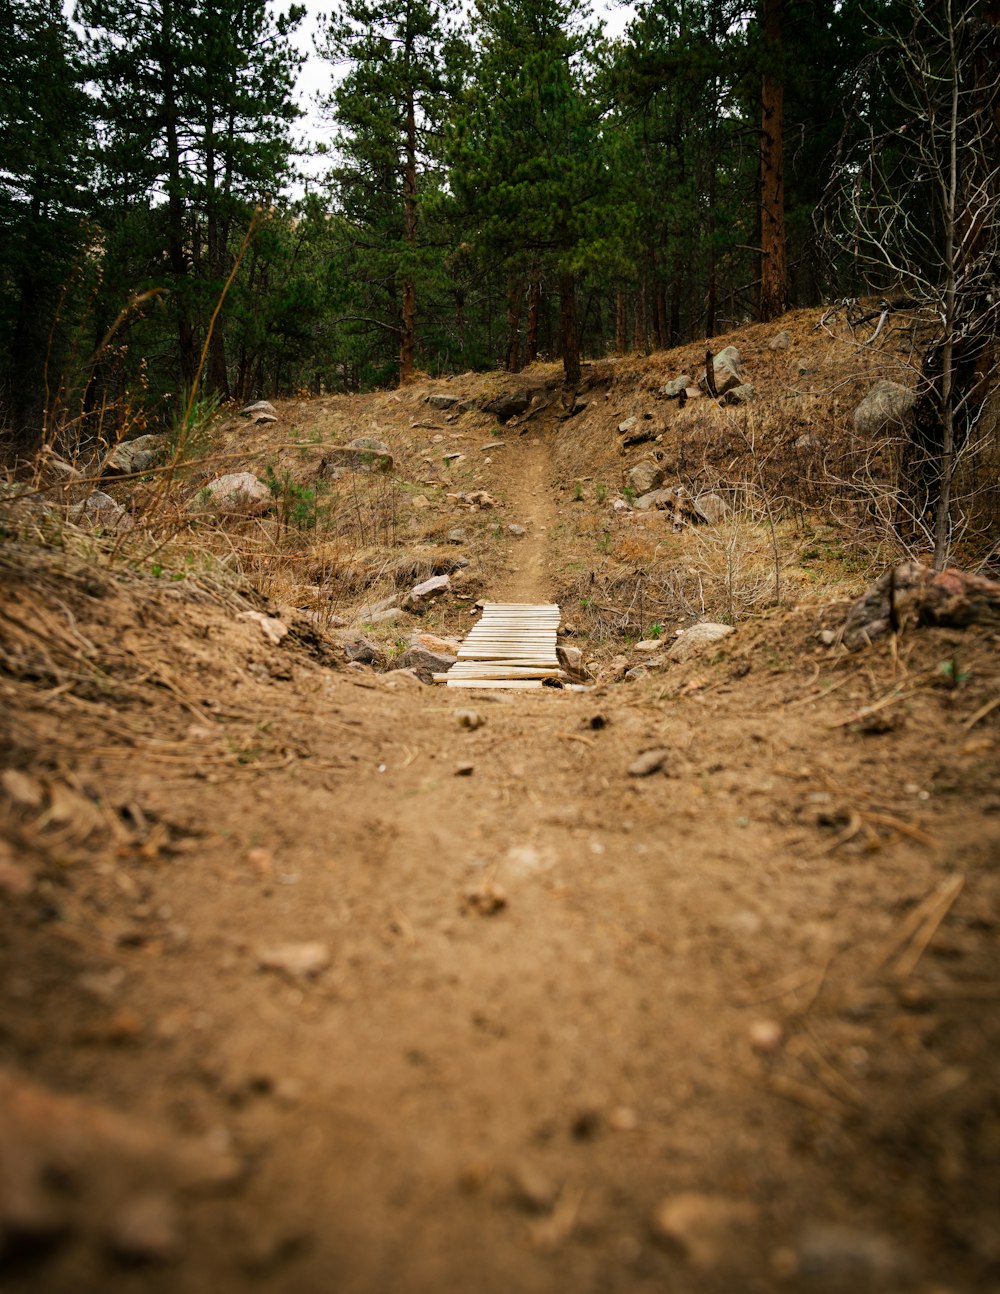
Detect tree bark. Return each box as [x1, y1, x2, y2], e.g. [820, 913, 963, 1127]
[526, 263, 541, 364]
[615, 287, 627, 355]
[504, 274, 523, 372]
[161, 0, 197, 390]
[758, 0, 787, 322]
[399, 82, 418, 384]
[559, 270, 580, 386]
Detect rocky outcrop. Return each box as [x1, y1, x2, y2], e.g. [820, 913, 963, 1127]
[843, 562, 1000, 648]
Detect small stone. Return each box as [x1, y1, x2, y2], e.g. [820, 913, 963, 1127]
[464, 879, 507, 915]
[633, 640, 662, 653]
[456, 710, 485, 730]
[446, 527, 467, 544]
[749, 1019, 784, 1052]
[257, 942, 330, 979]
[508, 524, 527, 537]
[609, 1106, 639, 1132]
[666, 623, 734, 662]
[411, 494, 432, 509]
[659, 376, 692, 398]
[768, 331, 791, 350]
[618, 417, 638, 433]
[107, 1192, 181, 1263]
[624, 666, 648, 681]
[628, 749, 668, 777]
[454, 762, 475, 777]
[1, 768, 44, 808]
[236, 610, 288, 645]
[819, 629, 837, 646]
[653, 1192, 759, 1271]
[507, 1160, 557, 1213]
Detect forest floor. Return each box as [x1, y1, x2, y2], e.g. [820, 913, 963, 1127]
[2, 310, 1000, 1293]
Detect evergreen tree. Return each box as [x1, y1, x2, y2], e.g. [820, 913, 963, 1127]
[318, 0, 451, 384]
[77, 0, 304, 395]
[0, 0, 93, 451]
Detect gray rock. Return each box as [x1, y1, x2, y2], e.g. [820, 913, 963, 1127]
[797, 1222, 915, 1289]
[321, 439, 393, 475]
[618, 416, 638, 433]
[195, 472, 271, 516]
[342, 636, 379, 664]
[362, 607, 405, 626]
[557, 645, 588, 679]
[624, 665, 648, 681]
[626, 460, 665, 495]
[853, 380, 917, 438]
[105, 433, 169, 475]
[634, 487, 680, 512]
[666, 623, 734, 662]
[240, 400, 277, 418]
[403, 573, 450, 612]
[769, 331, 791, 350]
[446, 527, 467, 544]
[427, 394, 459, 410]
[660, 376, 692, 398]
[395, 645, 457, 680]
[693, 493, 730, 525]
[701, 346, 743, 395]
[483, 390, 531, 423]
[380, 667, 425, 688]
[721, 382, 755, 405]
[508, 523, 527, 537]
[75, 491, 133, 531]
[354, 594, 398, 620]
[796, 433, 823, 449]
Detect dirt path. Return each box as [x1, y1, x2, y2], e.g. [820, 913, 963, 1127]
[490, 431, 558, 605]
[2, 416, 1000, 1293]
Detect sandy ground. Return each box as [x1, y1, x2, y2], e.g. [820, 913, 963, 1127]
[2, 355, 1000, 1294]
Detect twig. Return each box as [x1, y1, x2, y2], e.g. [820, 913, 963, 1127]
[962, 695, 1000, 730]
[868, 873, 965, 981]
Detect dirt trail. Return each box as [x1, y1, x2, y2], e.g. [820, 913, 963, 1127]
[2, 401, 1000, 1294]
[490, 430, 559, 605]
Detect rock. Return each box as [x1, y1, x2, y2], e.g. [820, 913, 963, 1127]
[721, 382, 755, 405]
[341, 635, 379, 664]
[693, 493, 730, 525]
[395, 645, 457, 680]
[442, 452, 464, 463]
[634, 487, 679, 512]
[483, 390, 531, 423]
[557, 645, 589, 680]
[628, 749, 669, 777]
[464, 879, 507, 915]
[195, 472, 271, 516]
[257, 942, 330, 979]
[633, 640, 662, 652]
[236, 610, 288, 645]
[74, 491, 133, 531]
[411, 494, 432, 510]
[415, 631, 461, 654]
[446, 527, 467, 544]
[853, 380, 917, 437]
[666, 623, 734, 662]
[624, 665, 648, 681]
[796, 1223, 914, 1289]
[660, 375, 692, 398]
[454, 762, 475, 777]
[769, 331, 791, 350]
[354, 594, 398, 620]
[251, 412, 278, 425]
[380, 668, 424, 689]
[240, 400, 277, 418]
[456, 709, 485, 730]
[609, 1106, 639, 1132]
[427, 394, 459, 410]
[362, 607, 405, 626]
[796, 433, 823, 449]
[507, 1160, 557, 1213]
[105, 433, 169, 475]
[843, 561, 1000, 648]
[611, 497, 631, 512]
[653, 1192, 759, 1270]
[321, 440, 393, 476]
[618, 416, 638, 433]
[403, 573, 450, 612]
[626, 460, 665, 495]
[702, 346, 743, 396]
[106, 1192, 181, 1263]
[2, 768, 44, 808]
[749, 1019, 784, 1052]
[508, 523, 527, 537]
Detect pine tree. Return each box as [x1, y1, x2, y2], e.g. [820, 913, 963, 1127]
[447, 0, 609, 385]
[0, 0, 93, 451]
[77, 0, 303, 394]
[319, 0, 450, 384]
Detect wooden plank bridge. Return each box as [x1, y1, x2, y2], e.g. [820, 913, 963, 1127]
[434, 603, 561, 689]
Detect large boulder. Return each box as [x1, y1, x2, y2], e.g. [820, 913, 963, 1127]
[321, 438, 393, 476]
[194, 472, 271, 516]
[402, 573, 450, 612]
[702, 346, 743, 396]
[853, 380, 917, 438]
[693, 493, 731, 525]
[105, 433, 169, 475]
[626, 460, 665, 495]
[666, 623, 735, 662]
[483, 390, 531, 423]
[660, 375, 692, 399]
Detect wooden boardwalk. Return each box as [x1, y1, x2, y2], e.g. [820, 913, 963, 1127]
[434, 603, 561, 690]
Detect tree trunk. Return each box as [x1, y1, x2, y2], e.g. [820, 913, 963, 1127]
[399, 85, 418, 384]
[758, 0, 787, 323]
[559, 271, 580, 386]
[615, 287, 627, 355]
[161, 1, 197, 390]
[526, 263, 541, 364]
[504, 274, 523, 372]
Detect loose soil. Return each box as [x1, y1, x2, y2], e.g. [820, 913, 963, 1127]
[2, 316, 1000, 1293]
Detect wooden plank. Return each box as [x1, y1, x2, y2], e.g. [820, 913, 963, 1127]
[445, 678, 544, 689]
